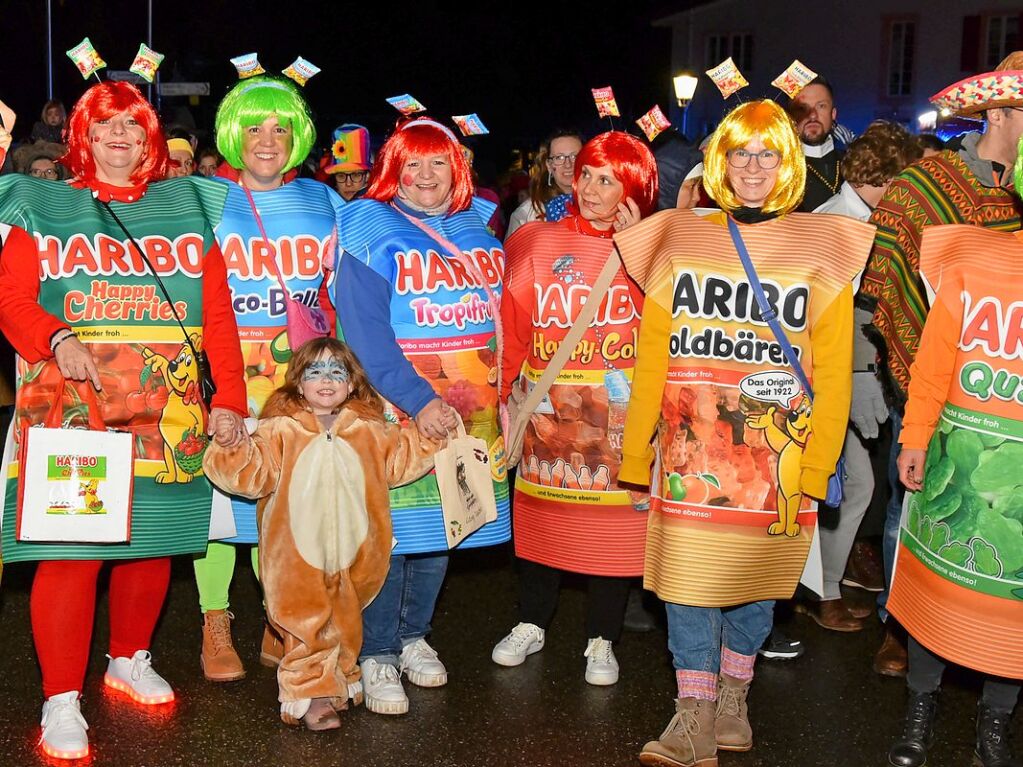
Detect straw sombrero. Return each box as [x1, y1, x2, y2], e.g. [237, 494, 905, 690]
[931, 51, 1023, 117]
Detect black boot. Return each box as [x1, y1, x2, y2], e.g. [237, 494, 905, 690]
[974, 703, 1020, 767]
[887, 691, 938, 767]
[623, 588, 657, 632]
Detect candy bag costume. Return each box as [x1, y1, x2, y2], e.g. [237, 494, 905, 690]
[0, 173, 245, 704]
[334, 196, 510, 554]
[502, 215, 645, 576]
[214, 175, 345, 543]
[203, 397, 440, 703]
[888, 224, 1023, 680]
[0, 174, 246, 563]
[616, 207, 874, 605]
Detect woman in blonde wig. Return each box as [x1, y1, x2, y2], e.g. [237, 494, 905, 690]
[614, 100, 874, 766]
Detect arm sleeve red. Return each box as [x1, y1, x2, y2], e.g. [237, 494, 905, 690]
[201, 242, 247, 416]
[499, 236, 536, 403]
[0, 226, 67, 362]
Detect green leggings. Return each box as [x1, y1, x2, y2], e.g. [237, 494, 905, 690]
[193, 542, 259, 613]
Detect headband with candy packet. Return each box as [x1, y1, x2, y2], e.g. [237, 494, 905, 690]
[66, 38, 165, 85]
[230, 52, 321, 88]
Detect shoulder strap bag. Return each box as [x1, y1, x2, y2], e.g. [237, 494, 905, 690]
[726, 216, 846, 506]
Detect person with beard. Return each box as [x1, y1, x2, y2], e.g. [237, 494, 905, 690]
[790, 76, 843, 212]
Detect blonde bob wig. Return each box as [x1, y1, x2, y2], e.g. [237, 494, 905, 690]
[703, 100, 805, 215]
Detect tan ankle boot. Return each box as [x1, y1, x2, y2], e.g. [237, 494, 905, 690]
[200, 609, 245, 682]
[715, 674, 753, 751]
[639, 697, 718, 766]
[259, 621, 284, 668]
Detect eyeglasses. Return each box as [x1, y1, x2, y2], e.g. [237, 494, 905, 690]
[337, 171, 369, 183]
[29, 168, 58, 178]
[549, 153, 578, 167]
[726, 148, 781, 170]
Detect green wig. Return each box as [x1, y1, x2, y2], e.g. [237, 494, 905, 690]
[214, 76, 315, 172]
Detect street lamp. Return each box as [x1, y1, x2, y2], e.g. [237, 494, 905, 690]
[673, 74, 699, 138]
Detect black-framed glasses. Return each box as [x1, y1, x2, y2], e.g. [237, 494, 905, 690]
[549, 153, 578, 167]
[337, 171, 369, 183]
[726, 148, 781, 170]
[30, 168, 58, 178]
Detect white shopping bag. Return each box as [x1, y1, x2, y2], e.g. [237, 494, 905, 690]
[17, 381, 134, 543]
[435, 415, 497, 549]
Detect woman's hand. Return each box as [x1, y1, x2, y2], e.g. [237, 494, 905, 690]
[417, 398, 456, 440]
[54, 335, 103, 391]
[897, 448, 926, 492]
[612, 197, 642, 232]
[209, 407, 246, 448]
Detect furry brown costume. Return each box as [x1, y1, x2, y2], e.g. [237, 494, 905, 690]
[203, 398, 440, 706]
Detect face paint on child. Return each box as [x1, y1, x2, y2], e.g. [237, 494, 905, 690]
[302, 359, 350, 383]
[300, 357, 352, 414]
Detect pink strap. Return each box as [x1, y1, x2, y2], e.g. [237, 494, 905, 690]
[393, 204, 505, 401]
[242, 185, 290, 296]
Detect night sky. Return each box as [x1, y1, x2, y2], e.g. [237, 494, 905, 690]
[1, 0, 686, 178]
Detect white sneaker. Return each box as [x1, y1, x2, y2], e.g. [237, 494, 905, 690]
[360, 659, 408, 715]
[491, 622, 545, 667]
[399, 638, 448, 688]
[104, 650, 175, 705]
[39, 691, 89, 760]
[583, 637, 619, 686]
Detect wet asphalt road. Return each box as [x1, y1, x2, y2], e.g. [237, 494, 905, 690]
[0, 546, 1018, 767]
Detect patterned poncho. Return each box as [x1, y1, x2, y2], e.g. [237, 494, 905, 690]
[860, 146, 1020, 406]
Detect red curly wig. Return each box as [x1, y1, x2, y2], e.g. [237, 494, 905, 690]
[365, 118, 474, 213]
[572, 132, 659, 217]
[63, 81, 167, 185]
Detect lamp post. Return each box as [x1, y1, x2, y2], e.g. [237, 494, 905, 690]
[673, 74, 698, 139]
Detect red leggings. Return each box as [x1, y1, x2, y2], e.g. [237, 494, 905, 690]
[31, 557, 171, 699]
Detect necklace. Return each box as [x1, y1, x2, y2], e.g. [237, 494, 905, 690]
[806, 161, 840, 195]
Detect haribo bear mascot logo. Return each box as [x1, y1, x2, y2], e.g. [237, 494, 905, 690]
[140, 333, 209, 484]
[745, 394, 812, 537]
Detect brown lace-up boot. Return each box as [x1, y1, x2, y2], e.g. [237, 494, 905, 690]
[201, 610, 245, 682]
[715, 674, 753, 751]
[639, 697, 718, 766]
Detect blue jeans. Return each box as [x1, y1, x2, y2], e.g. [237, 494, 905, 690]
[665, 601, 775, 672]
[879, 408, 904, 622]
[360, 552, 449, 666]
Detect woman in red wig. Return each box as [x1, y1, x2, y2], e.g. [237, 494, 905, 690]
[0, 81, 246, 759]
[493, 131, 657, 685]
[333, 117, 509, 716]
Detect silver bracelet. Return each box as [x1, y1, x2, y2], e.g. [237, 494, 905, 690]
[50, 330, 77, 353]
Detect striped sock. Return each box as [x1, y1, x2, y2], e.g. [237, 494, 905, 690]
[721, 647, 756, 682]
[676, 669, 718, 701]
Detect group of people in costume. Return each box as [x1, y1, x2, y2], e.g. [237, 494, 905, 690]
[0, 43, 1018, 767]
